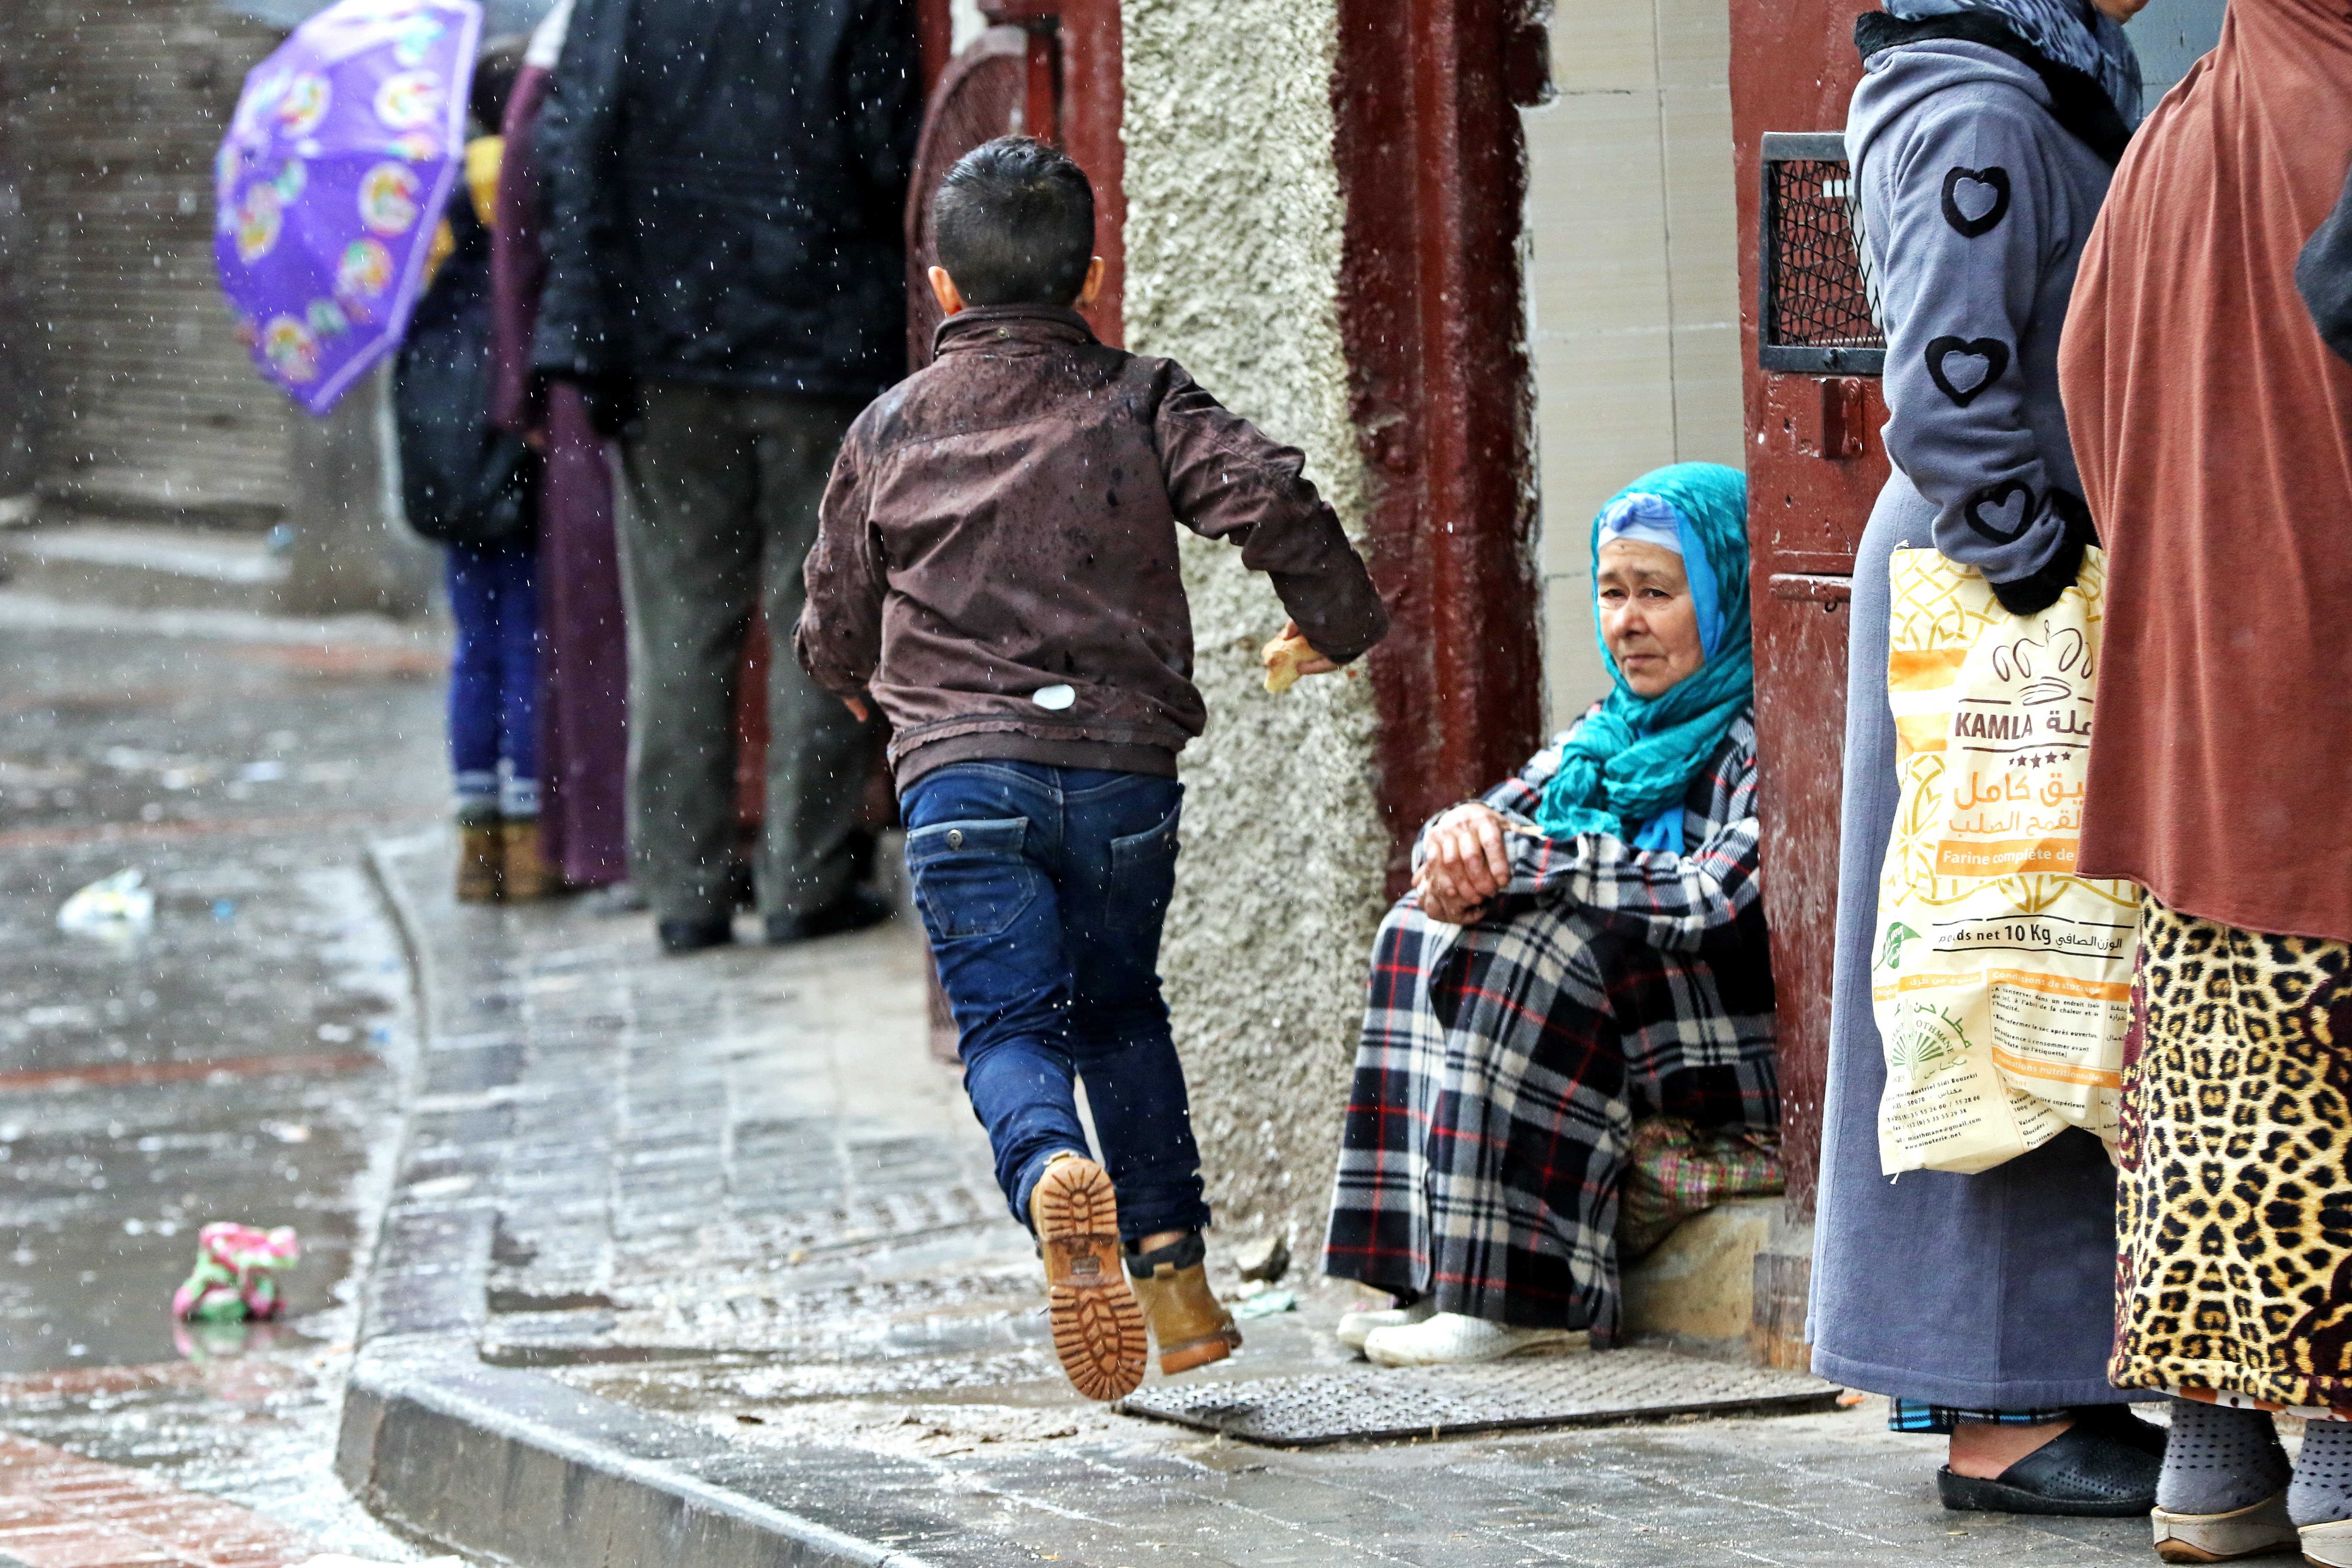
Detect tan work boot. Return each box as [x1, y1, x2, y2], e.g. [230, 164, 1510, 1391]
[456, 820, 503, 903]
[499, 818, 556, 901]
[1029, 1154, 1148, 1402]
[1126, 1232, 1241, 1375]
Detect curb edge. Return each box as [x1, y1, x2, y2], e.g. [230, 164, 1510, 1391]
[337, 836, 956, 1568]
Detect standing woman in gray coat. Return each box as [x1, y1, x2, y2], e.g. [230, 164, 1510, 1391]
[1809, 0, 2164, 1517]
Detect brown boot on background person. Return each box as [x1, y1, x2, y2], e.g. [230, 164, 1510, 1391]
[456, 818, 503, 903]
[1126, 1231, 1241, 1375]
[499, 818, 557, 901]
[1029, 1153, 1148, 1402]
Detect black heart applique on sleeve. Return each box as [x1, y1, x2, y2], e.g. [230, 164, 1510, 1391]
[1925, 335, 2010, 407]
[1962, 479, 2036, 544]
[1940, 165, 2011, 238]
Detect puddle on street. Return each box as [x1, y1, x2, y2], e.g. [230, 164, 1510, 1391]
[0, 621, 446, 1559]
[3, 629, 430, 1376]
[1, 855, 409, 1373]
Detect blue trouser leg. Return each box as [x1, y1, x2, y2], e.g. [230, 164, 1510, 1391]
[447, 544, 541, 820]
[903, 762, 1209, 1241]
[1060, 782, 1201, 1240]
[445, 545, 503, 818]
[490, 546, 540, 818]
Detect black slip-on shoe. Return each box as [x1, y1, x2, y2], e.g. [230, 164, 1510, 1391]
[764, 887, 894, 946]
[2070, 1401, 2169, 1459]
[1938, 1425, 2162, 1517]
[657, 916, 735, 954]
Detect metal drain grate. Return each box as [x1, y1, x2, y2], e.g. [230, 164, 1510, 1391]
[1118, 1350, 1841, 1447]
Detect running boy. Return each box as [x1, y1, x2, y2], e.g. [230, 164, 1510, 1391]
[795, 137, 1388, 1403]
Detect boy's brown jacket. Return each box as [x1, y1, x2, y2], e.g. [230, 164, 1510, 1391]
[794, 304, 1390, 786]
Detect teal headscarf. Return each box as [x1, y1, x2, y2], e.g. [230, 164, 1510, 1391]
[1531, 462, 1752, 852]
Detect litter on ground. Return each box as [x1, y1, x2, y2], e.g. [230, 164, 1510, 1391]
[56, 868, 154, 937]
[172, 1222, 300, 1321]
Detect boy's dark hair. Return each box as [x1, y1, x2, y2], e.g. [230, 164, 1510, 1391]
[932, 136, 1096, 308]
[471, 37, 527, 135]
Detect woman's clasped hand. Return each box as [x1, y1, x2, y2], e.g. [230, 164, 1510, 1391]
[1414, 804, 1512, 924]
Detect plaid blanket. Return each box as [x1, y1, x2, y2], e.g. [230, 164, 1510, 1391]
[1321, 712, 1778, 1338]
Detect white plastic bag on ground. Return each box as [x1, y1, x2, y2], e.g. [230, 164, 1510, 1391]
[1871, 546, 2140, 1175]
[56, 868, 155, 937]
[289, 1556, 465, 1568]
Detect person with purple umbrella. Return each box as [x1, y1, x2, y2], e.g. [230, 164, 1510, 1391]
[393, 40, 555, 902]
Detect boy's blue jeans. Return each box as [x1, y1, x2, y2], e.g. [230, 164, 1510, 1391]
[902, 761, 1209, 1242]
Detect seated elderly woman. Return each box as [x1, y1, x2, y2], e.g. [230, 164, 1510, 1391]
[1320, 462, 1776, 1366]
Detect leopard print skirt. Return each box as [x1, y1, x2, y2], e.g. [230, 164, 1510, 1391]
[2112, 896, 2352, 1417]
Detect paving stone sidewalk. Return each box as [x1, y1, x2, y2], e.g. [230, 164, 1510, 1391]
[356, 827, 2260, 1568]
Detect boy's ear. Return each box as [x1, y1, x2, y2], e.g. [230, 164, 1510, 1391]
[928, 265, 966, 317]
[1075, 256, 1106, 310]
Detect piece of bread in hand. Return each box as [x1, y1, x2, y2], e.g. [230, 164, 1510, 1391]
[1261, 634, 1321, 694]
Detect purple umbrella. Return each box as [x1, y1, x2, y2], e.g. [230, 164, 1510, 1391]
[215, 0, 482, 416]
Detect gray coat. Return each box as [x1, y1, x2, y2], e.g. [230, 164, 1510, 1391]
[1853, 39, 2108, 590]
[1807, 39, 2137, 1409]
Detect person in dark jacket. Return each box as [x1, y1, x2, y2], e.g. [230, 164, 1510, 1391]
[397, 42, 552, 905]
[530, 0, 920, 953]
[796, 139, 1388, 1405]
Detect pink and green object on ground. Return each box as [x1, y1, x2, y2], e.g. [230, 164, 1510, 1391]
[172, 1222, 302, 1321]
[214, 0, 481, 416]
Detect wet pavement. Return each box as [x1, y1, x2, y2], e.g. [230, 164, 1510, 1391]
[0, 589, 462, 1559]
[358, 826, 2249, 1568]
[3, 588, 2300, 1568]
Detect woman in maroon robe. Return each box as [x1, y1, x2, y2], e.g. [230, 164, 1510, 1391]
[488, 0, 631, 892]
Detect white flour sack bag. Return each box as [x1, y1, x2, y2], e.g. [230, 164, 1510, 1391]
[1870, 545, 2140, 1176]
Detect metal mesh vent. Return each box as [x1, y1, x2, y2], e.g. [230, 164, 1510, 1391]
[1760, 132, 1883, 374]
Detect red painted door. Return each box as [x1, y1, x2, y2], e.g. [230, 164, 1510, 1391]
[1730, 3, 1888, 1221]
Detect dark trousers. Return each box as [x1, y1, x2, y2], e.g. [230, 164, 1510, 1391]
[445, 542, 538, 821]
[901, 761, 1209, 1242]
[616, 381, 871, 925]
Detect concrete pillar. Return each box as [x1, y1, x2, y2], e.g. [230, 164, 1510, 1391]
[276, 363, 439, 618]
[1123, 0, 1390, 1244]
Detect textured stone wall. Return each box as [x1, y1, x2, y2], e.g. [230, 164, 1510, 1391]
[1119, 0, 1386, 1250]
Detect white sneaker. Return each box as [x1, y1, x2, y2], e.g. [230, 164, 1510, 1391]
[2303, 1518, 2352, 1568]
[2151, 1490, 2296, 1562]
[1360, 1311, 1589, 1367]
[1337, 1298, 1434, 1351]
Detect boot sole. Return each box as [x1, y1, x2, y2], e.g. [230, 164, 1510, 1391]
[2152, 1492, 2297, 1562]
[1032, 1161, 1147, 1403]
